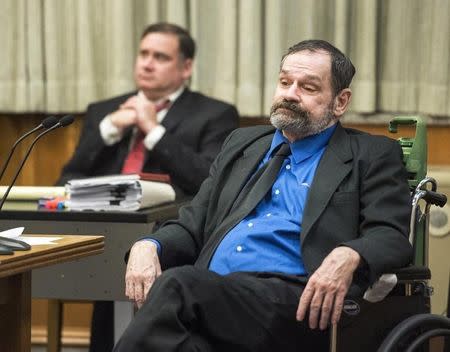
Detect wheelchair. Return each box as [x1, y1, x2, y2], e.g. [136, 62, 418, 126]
[330, 116, 448, 352]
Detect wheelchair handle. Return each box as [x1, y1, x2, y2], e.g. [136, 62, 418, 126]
[388, 116, 426, 133]
[416, 177, 437, 193]
[389, 116, 427, 188]
[422, 190, 447, 207]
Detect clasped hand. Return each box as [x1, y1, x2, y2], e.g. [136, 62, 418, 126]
[296, 246, 361, 330]
[109, 95, 159, 134]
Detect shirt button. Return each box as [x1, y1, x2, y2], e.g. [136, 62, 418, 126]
[236, 245, 243, 252]
[248, 222, 253, 227]
[275, 189, 280, 195]
[286, 164, 291, 170]
[266, 213, 272, 217]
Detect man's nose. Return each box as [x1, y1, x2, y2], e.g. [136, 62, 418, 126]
[142, 56, 155, 70]
[283, 84, 300, 102]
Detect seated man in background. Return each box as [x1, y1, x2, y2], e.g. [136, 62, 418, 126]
[58, 22, 239, 197]
[115, 39, 413, 351]
[58, 22, 239, 352]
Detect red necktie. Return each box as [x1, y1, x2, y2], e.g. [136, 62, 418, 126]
[121, 100, 171, 174]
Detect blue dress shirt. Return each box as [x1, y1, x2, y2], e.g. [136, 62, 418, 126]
[208, 125, 336, 275]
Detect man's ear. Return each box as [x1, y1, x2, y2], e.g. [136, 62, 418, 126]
[333, 88, 352, 118]
[182, 59, 193, 80]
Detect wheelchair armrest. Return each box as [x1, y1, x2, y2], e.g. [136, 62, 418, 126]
[392, 265, 431, 281]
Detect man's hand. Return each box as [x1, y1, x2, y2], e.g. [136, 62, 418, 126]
[118, 95, 159, 134]
[125, 240, 162, 308]
[109, 96, 139, 129]
[134, 95, 159, 134]
[109, 95, 159, 134]
[296, 247, 361, 330]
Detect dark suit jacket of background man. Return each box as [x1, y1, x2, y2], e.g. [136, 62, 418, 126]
[58, 88, 239, 196]
[148, 123, 413, 294]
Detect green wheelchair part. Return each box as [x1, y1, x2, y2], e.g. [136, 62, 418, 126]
[389, 116, 427, 266]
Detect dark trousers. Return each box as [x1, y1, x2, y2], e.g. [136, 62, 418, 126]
[113, 266, 328, 352]
[89, 301, 114, 352]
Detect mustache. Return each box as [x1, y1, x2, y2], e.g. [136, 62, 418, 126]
[270, 101, 307, 116]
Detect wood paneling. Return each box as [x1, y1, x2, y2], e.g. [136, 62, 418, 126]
[0, 272, 31, 352]
[343, 123, 450, 166]
[31, 299, 92, 345]
[0, 114, 83, 187]
[240, 117, 450, 166]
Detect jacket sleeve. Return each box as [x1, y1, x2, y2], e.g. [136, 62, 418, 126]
[56, 95, 132, 185]
[56, 104, 106, 185]
[342, 140, 413, 284]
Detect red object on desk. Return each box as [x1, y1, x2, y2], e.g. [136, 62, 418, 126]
[138, 172, 171, 183]
[43, 197, 66, 209]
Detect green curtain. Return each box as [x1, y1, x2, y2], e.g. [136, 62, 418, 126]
[0, 0, 449, 118]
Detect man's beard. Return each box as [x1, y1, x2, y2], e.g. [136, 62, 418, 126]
[269, 100, 336, 139]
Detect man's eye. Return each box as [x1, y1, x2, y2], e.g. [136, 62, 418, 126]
[303, 86, 316, 92]
[279, 80, 290, 86]
[155, 54, 170, 61]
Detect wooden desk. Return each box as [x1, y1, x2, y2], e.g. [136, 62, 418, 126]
[0, 202, 185, 300]
[0, 202, 186, 344]
[0, 235, 104, 352]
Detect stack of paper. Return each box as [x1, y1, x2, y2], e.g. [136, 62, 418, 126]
[65, 174, 175, 211]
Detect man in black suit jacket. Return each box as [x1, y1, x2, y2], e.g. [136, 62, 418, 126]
[58, 23, 238, 352]
[58, 23, 239, 197]
[115, 40, 412, 351]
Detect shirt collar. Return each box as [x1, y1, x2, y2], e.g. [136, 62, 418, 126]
[268, 124, 337, 164]
[138, 85, 185, 106]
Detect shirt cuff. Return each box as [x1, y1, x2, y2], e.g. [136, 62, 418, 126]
[99, 114, 123, 145]
[144, 125, 166, 150]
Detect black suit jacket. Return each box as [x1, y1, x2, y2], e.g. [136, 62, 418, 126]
[58, 89, 239, 196]
[150, 123, 413, 293]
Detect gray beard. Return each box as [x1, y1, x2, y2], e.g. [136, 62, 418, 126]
[269, 102, 336, 139]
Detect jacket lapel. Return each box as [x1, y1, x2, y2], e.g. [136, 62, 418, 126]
[213, 134, 273, 226]
[196, 128, 275, 267]
[161, 89, 191, 133]
[301, 123, 353, 243]
[141, 89, 190, 167]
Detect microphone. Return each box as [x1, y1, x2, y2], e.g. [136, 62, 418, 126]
[0, 115, 75, 211]
[0, 116, 58, 182]
[58, 114, 75, 127]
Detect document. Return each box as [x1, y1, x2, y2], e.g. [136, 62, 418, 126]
[0, 186, 65, 200]
[0, 227, 61, 245]
[19, 236, 62, 245]
[65, 174, 176, 211]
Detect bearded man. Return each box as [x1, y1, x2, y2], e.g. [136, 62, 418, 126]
[113, 39, 412, 352]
